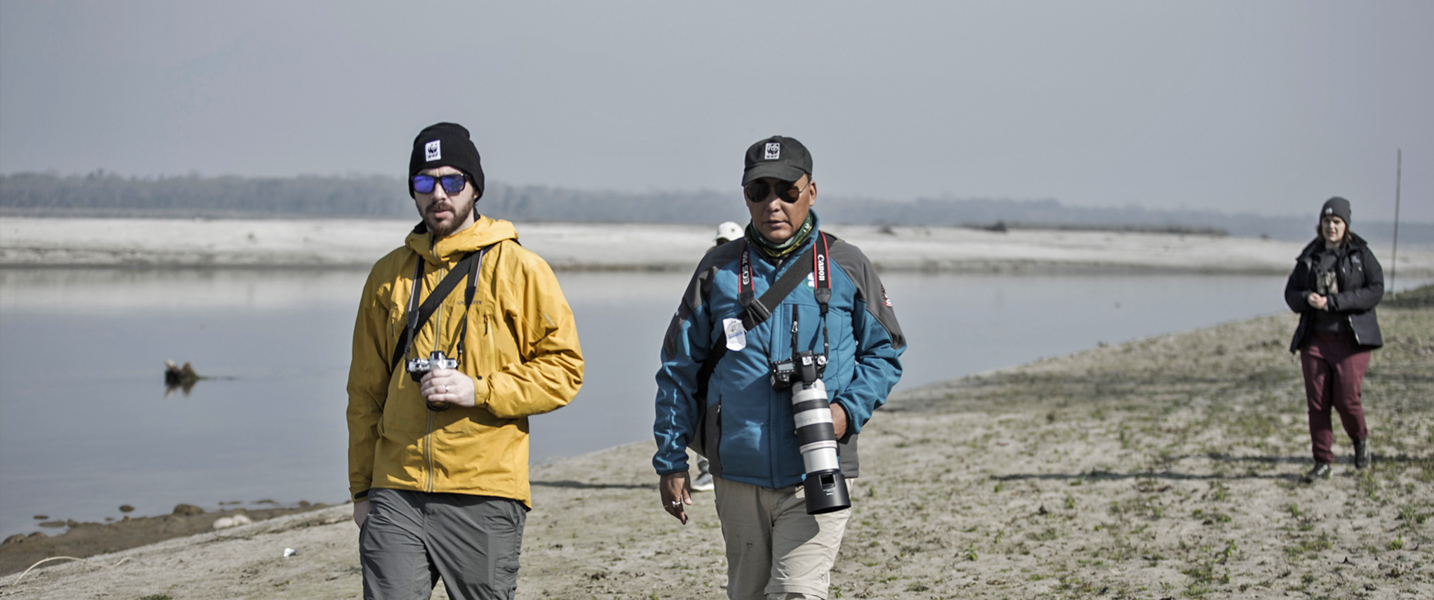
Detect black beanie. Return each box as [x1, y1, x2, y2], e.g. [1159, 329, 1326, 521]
[408, 122, 485, 200]
[1320, 196, 1351, 224]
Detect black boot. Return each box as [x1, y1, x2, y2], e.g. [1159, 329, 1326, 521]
[1302, 462, 1332, 484]
[1354, 438, 1370, 469]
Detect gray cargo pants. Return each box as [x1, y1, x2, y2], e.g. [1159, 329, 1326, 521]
[360, 488, 527, 600]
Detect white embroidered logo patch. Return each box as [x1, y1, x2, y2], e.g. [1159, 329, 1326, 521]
[425, 140, 442, 162]
[1323, 207, 1333, 215]
[764, 142, 781, 160]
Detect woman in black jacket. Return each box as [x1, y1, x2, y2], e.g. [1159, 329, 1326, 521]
[1284, 196, 1383, 483]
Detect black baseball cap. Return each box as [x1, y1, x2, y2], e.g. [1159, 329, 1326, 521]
[742, 136, 812, 185]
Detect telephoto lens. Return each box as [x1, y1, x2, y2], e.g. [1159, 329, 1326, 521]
[790, 378, 851, 514]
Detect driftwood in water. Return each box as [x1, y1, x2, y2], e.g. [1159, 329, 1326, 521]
[164, 360, 200, 397]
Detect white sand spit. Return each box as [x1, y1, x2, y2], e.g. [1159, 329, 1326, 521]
[7, 217, 1432, 275]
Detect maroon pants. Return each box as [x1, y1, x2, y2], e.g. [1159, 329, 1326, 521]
[1299, 330, 1370, 464]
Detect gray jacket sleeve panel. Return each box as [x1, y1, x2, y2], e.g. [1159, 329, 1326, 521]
[661, 241, 745, 360]
[830, 241, 906, 351]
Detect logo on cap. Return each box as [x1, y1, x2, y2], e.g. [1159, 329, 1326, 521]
[1324, 207, 1333, 215]
[425, 140, 442, 162]
[764, 142, 781, 160]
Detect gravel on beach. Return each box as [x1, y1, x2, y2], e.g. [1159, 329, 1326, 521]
[4, 288, 1431, 599]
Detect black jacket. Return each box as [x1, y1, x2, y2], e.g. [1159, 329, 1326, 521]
[1284, 231, 1383, 352]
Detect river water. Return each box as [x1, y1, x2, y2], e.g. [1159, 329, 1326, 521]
[1, 268, 1424, 537]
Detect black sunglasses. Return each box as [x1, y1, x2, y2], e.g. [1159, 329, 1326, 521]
[744, 178, 811, 204]
[412, 173, 470, 195]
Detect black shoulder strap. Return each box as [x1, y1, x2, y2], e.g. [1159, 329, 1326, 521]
[388, 248, 486, 374]
[696, 233, 836, 399]
[739, 234, 833, 329]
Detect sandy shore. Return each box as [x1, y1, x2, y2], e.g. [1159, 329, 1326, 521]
[6, 217, 1433, 275]
[3, 288, 1430, 598]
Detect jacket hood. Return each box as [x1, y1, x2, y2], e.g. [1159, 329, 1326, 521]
[1296, 230, 1369, 261]
[405, 215, 518, 265]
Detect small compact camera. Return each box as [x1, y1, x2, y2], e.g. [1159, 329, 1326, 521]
[770, 351, 826, 390]
[407, 351, 458, 382]
[1317, 270, 1339, 296]
[407, 351, 458, 411]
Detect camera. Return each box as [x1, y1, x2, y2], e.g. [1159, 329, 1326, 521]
[1317, 270, 1338, 296]
[781, 351, 850, 515]
[771, 351, 826, 390]
[407, 351, 457, 382]
[407, 351, 458, 411]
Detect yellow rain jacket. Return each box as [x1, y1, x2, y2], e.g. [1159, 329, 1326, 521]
[347, 216, 583, 508]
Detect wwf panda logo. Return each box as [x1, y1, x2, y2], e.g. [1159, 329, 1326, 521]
[764, 142, 781, 160]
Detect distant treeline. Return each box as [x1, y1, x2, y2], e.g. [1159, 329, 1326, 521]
[0, 171, 745, 223]
[2, 172, 1428, 249]
[0, 171, 410, 219]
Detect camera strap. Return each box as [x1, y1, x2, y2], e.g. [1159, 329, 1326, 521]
[388, 245, 494, 375]
[699, 232, 836, 398]
[737, 232, 834, 330]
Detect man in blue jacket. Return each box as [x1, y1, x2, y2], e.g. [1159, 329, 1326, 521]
[654, 136, 905, 599]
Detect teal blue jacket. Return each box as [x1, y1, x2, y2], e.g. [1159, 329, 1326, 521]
[653, 214, 905, 489]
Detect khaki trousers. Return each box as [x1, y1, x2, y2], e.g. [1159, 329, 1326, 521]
[713, 477, 853, 600]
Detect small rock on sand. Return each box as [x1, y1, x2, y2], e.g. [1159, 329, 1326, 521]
[172, 504, 205, 516]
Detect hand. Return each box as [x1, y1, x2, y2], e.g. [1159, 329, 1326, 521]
[660, 472, 692, 524]
[353, 499, 371, 528]
[1307, 293, 1328, 311]
[831, 403, 848, 439]
[421, 369, 477, 408]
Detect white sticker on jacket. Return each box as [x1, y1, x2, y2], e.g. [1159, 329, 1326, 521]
[723, 318, 746, 351]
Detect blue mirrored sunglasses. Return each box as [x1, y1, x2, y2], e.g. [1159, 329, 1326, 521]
[412, 173, 469, 194]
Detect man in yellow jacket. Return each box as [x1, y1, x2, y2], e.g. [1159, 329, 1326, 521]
[347, 122, 584, 599]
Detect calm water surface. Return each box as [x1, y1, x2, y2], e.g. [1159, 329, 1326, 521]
[2, 268, 1423, 537]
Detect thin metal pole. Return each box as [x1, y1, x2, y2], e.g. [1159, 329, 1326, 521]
[1390, 149, 1401, 295]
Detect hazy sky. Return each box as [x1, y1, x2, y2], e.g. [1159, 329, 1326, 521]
[2, 1, 1430, 221]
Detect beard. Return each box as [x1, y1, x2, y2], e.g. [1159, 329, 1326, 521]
[422, 198, 475, 238]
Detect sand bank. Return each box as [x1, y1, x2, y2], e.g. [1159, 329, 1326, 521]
[3, 291, 1431, 598]
[7, 217, 1432, 275]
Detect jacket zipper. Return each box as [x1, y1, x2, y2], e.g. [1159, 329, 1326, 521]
[1340, 253, 1363, 346]
[771, 302, 787, 483]
[425, 409, 435, 492]
[423, 257, 449, 493]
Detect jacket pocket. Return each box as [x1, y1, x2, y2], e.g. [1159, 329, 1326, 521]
[379, 394, 425, 436]
[705, 395, 723, 477]
[387, 306, 405, 361]
[687, 389, 721, 453]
